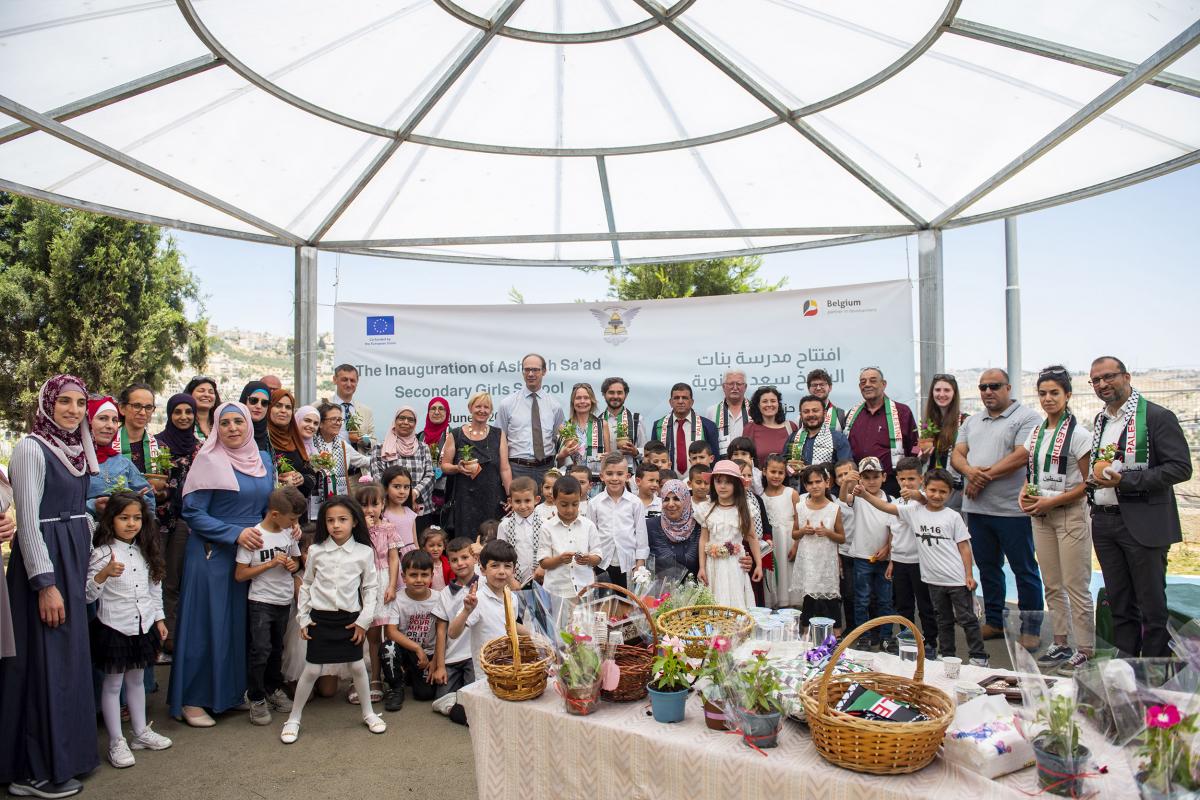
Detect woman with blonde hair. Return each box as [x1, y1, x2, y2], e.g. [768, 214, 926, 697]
[555, 382, 608, 478]
[440, 392, 512, 538]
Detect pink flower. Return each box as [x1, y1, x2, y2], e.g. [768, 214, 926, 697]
[710, 636, 730, 653]
[1148, 704, 1182, 729]
[575, 634, 592, 643]
[661, 635, 686, 654]
[752, 648, 768, 657]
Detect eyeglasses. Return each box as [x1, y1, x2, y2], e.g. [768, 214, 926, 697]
[522, 367, 544, 374]
[978, 382, 1005, 392]
[124, 403, 156, 413]
[1088, 372, 1125, 386]
[396, 416, 417, 423]
[245, 397, 269, 407]
[723, 381, 747, 388]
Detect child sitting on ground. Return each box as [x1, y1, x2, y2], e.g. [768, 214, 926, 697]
[380, 550, 440, 710]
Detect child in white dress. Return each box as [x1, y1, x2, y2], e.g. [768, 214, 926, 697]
[698, 460, 761, 610]
[789, 466, 845, 629]
[760, 454, 799, 608]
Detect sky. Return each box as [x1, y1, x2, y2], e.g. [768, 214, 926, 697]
[172, 164, 1199, 373]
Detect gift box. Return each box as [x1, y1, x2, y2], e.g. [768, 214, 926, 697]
[943, 694, 1035, 779]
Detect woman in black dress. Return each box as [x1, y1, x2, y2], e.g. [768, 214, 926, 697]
[0, 375, 100, 798]
[439, 391, 512, 541]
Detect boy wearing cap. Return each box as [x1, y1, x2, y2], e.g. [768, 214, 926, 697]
[845, 456, 897, 651]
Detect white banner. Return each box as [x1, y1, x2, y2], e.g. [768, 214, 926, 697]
[334, 280, 914, 426]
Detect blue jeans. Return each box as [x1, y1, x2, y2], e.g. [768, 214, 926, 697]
[853, 559, 895, 641]
[968, 513, 1044, 633]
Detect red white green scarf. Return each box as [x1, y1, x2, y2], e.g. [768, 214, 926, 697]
[1092, 390, 1149, 471]
[845, 397, 902, 458]
[715, 401, 748, 435]
[655, 412, 704, 448]
[824, 403, 842, 430]
[120, 427, 160, 473]
[1026, 413, 1076, 487]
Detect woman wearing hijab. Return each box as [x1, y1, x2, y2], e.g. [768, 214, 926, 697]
[85, 396, 156, 515]
[267, 389, 315, 501]
[371, 406, 436, 532]
[156, 393, 200, 654]
[0, 376, 101, 797]
[295, 405, 321, 458]
[419, 397, 452, 523]
[184, 376, 220, 441]
[647, 479, 702, 578]
[169, 402, 275, 727]
[238, 380, 274, 455]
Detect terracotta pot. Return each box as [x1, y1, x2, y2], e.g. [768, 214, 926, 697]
[616, 436, 632, 449]
[145, 474, 168, 491]
[918, 438, 935, 451]
[1092, 460, 1112, 480]
[702, 696, 729, 731]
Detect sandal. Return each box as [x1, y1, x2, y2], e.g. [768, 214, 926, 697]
[347, 686, 360, 705]
[363, 713, 387, 734]
[180, 706, 215, 728]
[369, 680, 384, 703]
[280, 721, 300, 744]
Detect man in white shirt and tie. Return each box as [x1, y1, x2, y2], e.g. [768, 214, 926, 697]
[496, 353, 565, 487]
[327, 364, 375, 457]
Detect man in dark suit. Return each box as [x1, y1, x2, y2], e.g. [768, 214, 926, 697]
[1088, 356, 1192, 658]
[651, 383, 720, 475]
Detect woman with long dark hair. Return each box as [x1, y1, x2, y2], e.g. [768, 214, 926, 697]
[741, 385, 797, 469]
[184, 376, 220, 441]
[922, 373, 967, 508]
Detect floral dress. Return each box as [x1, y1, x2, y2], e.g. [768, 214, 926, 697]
[790, 495, 840, 600]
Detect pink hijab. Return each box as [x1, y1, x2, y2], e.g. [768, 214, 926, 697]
[182, 402, 267, 496]
[381, 405, 419, 459]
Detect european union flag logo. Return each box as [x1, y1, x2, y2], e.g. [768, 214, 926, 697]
[366, 315, 395, 336]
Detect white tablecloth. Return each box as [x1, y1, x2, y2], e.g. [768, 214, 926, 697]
[460, 649, 1135, 800]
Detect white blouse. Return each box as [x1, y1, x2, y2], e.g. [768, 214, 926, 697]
[297, 536, 378, 631]
[86, 540, 164, 636]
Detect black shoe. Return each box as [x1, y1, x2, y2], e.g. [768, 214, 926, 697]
[384, 687, 405, 712]
[924, 646, 939, 661]
[8, 778, 84, 798]
[448, 703, 468, 726]
[880, 638, 899, 656]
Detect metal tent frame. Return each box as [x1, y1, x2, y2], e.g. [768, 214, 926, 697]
[0, 1, 1197, 401]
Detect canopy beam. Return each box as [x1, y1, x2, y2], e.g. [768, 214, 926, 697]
[294, 246, 319, 404]
[917, 229, 945, 412]
[931, 18, 1200, 226]
[1005, 217, 1021, 389]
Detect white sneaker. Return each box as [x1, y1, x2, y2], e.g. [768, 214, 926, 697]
[130, 723, 173, 751]
[108, 738, 135, 768]
[431, 693, 457, 717]
[969, 657, 991, 668]
[266, 688, 293, 713]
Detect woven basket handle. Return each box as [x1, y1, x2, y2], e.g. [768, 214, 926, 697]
[576, 581, 659, 650]
[816, 614, 923, 714]
[503, 586, 521, 669]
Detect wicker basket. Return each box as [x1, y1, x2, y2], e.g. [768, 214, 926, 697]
[655, 605, 754, 659]
[576, 582, 658, 702]
[799, 615, 954, 775]
[480, 587, 554, 701]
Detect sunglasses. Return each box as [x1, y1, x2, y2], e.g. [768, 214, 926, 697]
[932, 373, 955, 382]
[978, 382, 1005, 392]
[245, 397, 270, 407]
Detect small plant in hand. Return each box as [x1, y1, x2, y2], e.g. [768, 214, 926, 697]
[614, 417, 630, 445]
[345, 412, 362, 433]
[558, 420, 579, 447]
[148, 450, 173, 475]
[650, 636, 693, 691]
[1093, 443, 1120, 480]
[1136, 703, 1200, 796]
[309, 451, 336, 472]
[788, 438, 804, 464]
[458, 443, 476, 464]
[275, 455, 295, 474]
[105, 475, 130, 494]
[427, 442, 440, 463]
[918, 419, 940, 441]
[1025, 484, 1041, 497]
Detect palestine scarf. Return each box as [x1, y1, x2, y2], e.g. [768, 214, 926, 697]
[1026, 413, 1077, 487]
[790, 425, 834, 466]
[1092, 389, 1149, 471]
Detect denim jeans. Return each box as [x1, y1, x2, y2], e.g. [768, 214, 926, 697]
[247, 600, 291, 701]
[967, 513, 1044, 633]
[852, 558, 895, 642]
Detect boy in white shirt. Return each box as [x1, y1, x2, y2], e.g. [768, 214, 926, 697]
[497, 476, 544, 589]
[856, 468, 988, 666]
[380, 550, 440, 710]
[537, 476, 602, 598]
[635, 463, 662, 517]
[845, 457, 896, 651]
[886, 457, 939, 659]
[430, 537, 478, 725]
[833, 459, 858, 634]
[585, 453, 649, 589]
[448, 539, 528, 680]
[234, 487, 305, 725]
[565, 464, 595, 509]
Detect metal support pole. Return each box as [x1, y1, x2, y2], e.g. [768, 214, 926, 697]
[1004, 217, 1021, 393]
[294, 246, 319, 404]
[917, 229, 944, 415]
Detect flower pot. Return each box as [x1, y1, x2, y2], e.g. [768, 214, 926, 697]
[144, 473, 168, 492]
[1033, 740, 1091, 796]
[918, 438, 935, 452]
[616, 436, 632, 450]
[1134, 771, 1199, 800]
[559, 680, 601, 716]
[739, 708, 782, 749]
[646, 684, 688, 723]
[1092, 460, 1112, 480]
[702, 691, 729, 731]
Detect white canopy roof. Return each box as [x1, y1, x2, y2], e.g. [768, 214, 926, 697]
[1, 0, 1197, 265]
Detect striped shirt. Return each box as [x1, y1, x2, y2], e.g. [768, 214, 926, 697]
[371, 443, 436, 512]
[9, 438, 96, 587]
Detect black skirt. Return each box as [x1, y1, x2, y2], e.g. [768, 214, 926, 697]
[306, 609, 363, 664]
[90, 618, 161, 674]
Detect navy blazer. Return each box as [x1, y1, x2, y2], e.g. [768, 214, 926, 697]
[653, 413, 720, 469]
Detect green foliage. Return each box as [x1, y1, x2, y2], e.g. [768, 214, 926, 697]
[558, 630, 602, 689]
[733, 650, 786, 714]
[0, 194, 208, 432]
[1035, 692, 1083, 757]
[587, 256, 785, 301]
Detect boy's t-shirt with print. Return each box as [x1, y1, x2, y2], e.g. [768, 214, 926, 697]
[235, 527, 302, 606]
[385, 590, 440, 654]
[896, 504, 971, 587]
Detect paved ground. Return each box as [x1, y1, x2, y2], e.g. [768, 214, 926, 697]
[82, 669, 476, 800]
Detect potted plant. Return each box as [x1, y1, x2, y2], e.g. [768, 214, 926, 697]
[144, 450, 173, 491]
[647, 635, 692, 723]
[1093, 443, 1119, 480]
[275, 454, 295, 488]
[613, 417, 631, 450]
[310, 451, 336, 474]
[918, 419, 940, 452]
[104, 474, 130, 495]
[1030, 685, 1091, 796]
[787, 438, 805, 472]
[558, 420, 580, 453]
[458, 443, 477, 476]
[729, 649, 786, 749]
[345, 412, 362, 435]
[1134, 703, 1200, 800]
[1025, 484, 1041, 497]
[557, 629, 603, 716]
[427, 441, 440, 464]
[695, 636, 735, 731]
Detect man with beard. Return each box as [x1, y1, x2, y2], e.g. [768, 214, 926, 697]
[783, 395, 853, 481]
[598, 377, 647, 470]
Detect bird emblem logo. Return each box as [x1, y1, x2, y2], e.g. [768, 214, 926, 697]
[589, 306, 641, 346]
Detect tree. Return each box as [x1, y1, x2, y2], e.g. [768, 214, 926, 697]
[591, 255, 786, 300]
[0, 194, 209, 432]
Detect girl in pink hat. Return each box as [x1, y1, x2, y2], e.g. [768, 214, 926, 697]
[697, 460, 761, 610]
